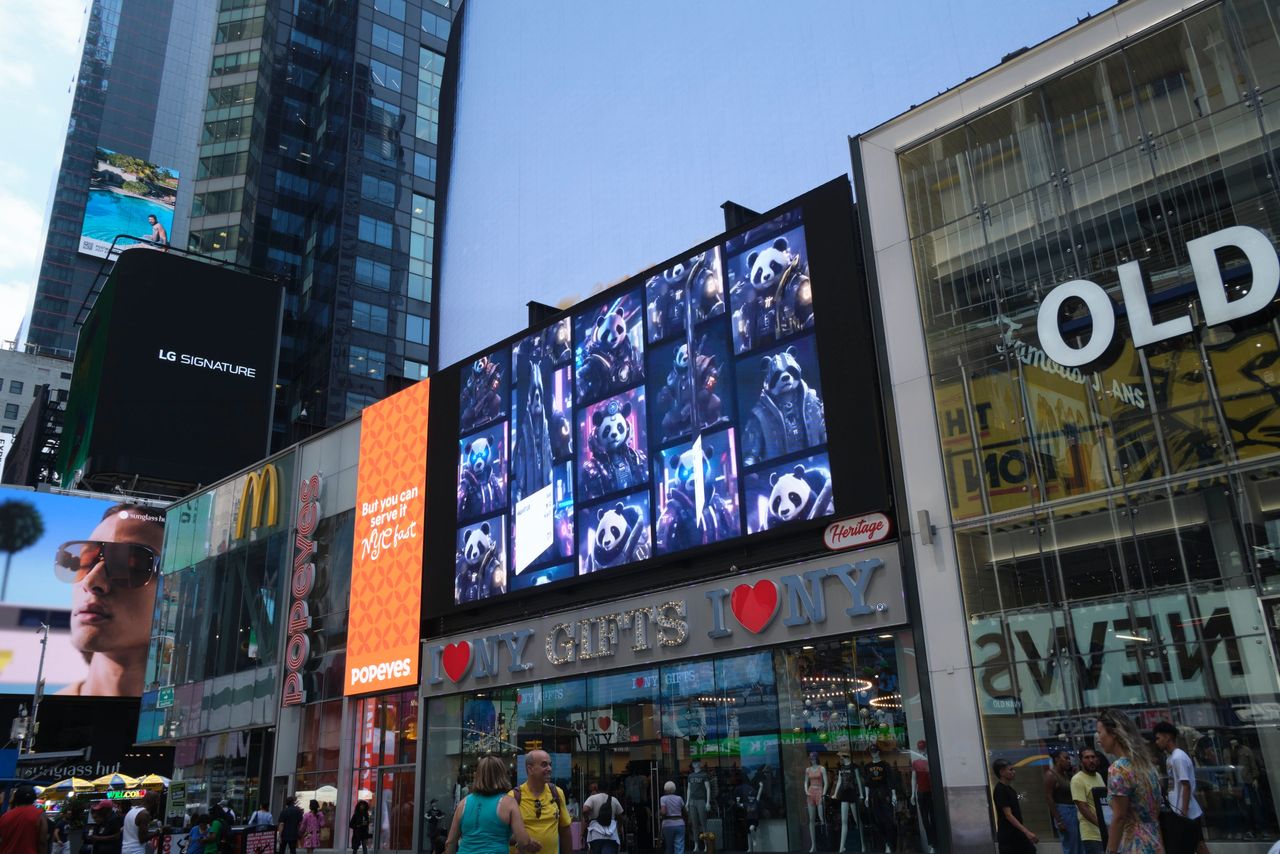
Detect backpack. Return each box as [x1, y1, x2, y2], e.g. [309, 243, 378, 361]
[511, 783, 564, 820]
[595, 797, 613, 827]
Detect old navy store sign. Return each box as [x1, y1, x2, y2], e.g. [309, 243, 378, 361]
[424, 547, 904, 691]
[1037, 225, 1280, 367]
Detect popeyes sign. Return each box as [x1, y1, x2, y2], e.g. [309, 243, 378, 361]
[282, 472, 321, 707]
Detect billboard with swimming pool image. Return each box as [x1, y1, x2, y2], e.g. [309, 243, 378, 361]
[79, 148, 179, 259]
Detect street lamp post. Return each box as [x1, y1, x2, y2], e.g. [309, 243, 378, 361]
[27, 623, 48, 754]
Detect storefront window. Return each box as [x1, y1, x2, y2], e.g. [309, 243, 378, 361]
[422, 633, 929, 854]
[900, 0, 1280, 842]
[353, 690, 419, 852]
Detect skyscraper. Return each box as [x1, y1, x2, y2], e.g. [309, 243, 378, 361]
[26, 0, 454, 453]
[190, 0, 453, 448]
[23, 0, 216, 358]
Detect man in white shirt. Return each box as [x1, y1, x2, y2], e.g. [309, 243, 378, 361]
[1154, 721, 1207, 854]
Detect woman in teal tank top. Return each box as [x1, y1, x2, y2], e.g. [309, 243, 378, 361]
[444, 756, 534, 854]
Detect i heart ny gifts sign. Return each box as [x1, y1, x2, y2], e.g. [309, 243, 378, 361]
[424, 545, 904, 693]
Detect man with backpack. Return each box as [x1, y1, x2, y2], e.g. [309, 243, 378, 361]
[582, 786, 623, 854]
[509, 751, 571, 854]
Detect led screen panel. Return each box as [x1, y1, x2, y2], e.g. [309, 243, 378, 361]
[430, 178, 891, 615]
[79, 148, 179, 258]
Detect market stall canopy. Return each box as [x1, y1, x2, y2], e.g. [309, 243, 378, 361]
[91, 773, 140, 789]
[48, 778, 93, 792]
[137, 774, 170, 787]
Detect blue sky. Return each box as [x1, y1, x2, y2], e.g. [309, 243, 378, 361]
[0, 486, 115, 608]
[0, 0, 87, 343]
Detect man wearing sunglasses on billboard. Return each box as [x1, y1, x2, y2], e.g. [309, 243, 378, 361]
[54, 504, 165, 696]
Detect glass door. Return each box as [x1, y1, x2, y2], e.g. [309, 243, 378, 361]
[374, 767, 417, 853]
[592, 741, 664, 854]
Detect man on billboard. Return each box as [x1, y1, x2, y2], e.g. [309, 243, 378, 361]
[144, 215, 168, 250]
[54, 504, 164, 696]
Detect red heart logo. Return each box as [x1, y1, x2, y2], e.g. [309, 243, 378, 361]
[443, 641, 472, 682]
[597, 716, 612, 732]
[730, 580, 779, 634]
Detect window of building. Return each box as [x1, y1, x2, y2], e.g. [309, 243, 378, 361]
[372, 23, 404, 56]
[373, 0, 405, 21]
[413, 153, 436, 182]
[405, 313, 429, 346]
[59, 372, 70, 380]
[369, 96, 402, 127]
[416, 49, 444, 143]
[9, 381, 23, 395]
[352, 300, 388, 334]
[361, 175, 396, 206]
[420, 10, 450, 40]
[0, 427, 13, 436]
[370, 59, 403, 94]
[295, 698, 343, 847]
[345, 392, 379, 418]
[215, 16, 263, 43]
[189, 227, 239, 255]
[206, 82, 256, 110]
[408, 195, 434, 303]
[354, 257, 392, 290]
[3, 404, 17, 420]
[197, 151, 250, 180]
[348, 346, 386, 380]
[357, 215, 393, 249]
[404, 360, 428, 381]
[211, 51, 259, 76]
[192, 188, 244, 217]
[364, 133, 398, 167]
[202, 117, 251, 145]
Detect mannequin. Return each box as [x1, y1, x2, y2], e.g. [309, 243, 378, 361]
[829, 752, 863, 853]
[733, 773, 759, 852]
[454, 765, 471, 805]
[804, 752, 827, 853]
[910, 740, 936, 852]
[863, 748, 897, 853]
[686, 760, 712, 851]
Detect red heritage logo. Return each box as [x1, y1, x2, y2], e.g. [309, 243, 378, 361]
[442, 641, 472, 682]
[730, 580, 779, 634]
[823, 513, 891, 551]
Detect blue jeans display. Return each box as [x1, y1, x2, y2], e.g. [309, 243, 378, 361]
[1056, 804, 1083, 854]
[663, 824, 685, 854]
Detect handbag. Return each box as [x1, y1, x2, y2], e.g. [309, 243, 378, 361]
[1157, 791, 1198, 854]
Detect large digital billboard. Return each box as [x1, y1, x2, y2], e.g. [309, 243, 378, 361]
[79, 148, 179, 258]
[347, 378, 430, 696]
[0, 485, 165, 697]
[57, 249, 283, 493]
[425, 178, 892, 618]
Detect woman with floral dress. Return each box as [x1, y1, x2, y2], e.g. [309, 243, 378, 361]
[1096, 709, 1163, 854]
[301, 800, 327, 854]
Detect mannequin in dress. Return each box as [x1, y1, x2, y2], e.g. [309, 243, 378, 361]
[910, 740, 936, 852]
[863, 748, 898, 853]
[829, 752, 863, 853]
[687, 760, 712, 851]
[804, 751, 827, 853]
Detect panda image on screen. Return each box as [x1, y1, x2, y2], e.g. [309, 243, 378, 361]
[646, 250, 726, 343]
[579, 390, 648, 500]
[459, 351, 508, 433]
[744, 452, 834, 533]
[457, 424, 508, 520]
[575, 292, 645, 403]
[648, 326, 733, 444]
[727, 223, 813, 354]
[654, 435, 740, 554]
[738, 338, 826, 467]
[579, 494, 652, 574]
[455, 517, 507, 603]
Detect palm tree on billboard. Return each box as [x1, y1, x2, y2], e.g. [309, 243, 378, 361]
[0, 499, 44, 601]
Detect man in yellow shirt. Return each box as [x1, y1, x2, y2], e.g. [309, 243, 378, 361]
[510, 750, 572, 854]
[1070, 747, 1106, 854]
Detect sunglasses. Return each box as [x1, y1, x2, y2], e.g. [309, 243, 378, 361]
[55, 541, 159, 589]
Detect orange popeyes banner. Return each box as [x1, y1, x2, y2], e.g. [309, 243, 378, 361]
[346, 378, 430, 695]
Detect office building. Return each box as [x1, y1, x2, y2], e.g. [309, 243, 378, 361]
[23, 0, 216, 358]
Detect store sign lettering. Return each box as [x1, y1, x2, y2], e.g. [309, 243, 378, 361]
[1036, 225, 1280, 368]
[282, 473, 321, 707]
[426, 557, 890, 688]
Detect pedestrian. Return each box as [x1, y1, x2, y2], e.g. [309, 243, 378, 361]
[186, 816, 208, 854]
[992, 759, 1037, 854]
[582, 787, 622, 854]
[51, 816, 68, 854]
[658, 781, 686, 854]
[1096, 709, 1161, 854]
[122, 794, 158, 854]
[441, 755, 533, 854]
[1153, 721, 1206, 854]
[248, 804, 273, 829]
[0, 787, 48, 854]
[277, 797, 304, 854]
[1044, 750, 1081, 854]
[204, 807, 226, 854]
[348, 802, 370, 854]
[1070, 747, 1106, 854]
[218, 805, 235, 827]
[299, 802, 324, 854]
[88, 802, 123, 854]
[509, 751, 572, 854]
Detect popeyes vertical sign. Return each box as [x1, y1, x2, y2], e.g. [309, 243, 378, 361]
[345, 378, 430, 696]
[283, 472, 322, 706]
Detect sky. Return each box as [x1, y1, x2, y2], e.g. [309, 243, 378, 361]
[0, 0, 89, 343]
[0, 485, 115, 608]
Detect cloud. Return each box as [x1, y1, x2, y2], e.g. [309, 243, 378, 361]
[0, 188, 46, 342]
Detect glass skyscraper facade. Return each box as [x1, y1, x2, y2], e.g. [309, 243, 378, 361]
[23, 0, 215, 357]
